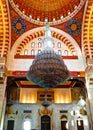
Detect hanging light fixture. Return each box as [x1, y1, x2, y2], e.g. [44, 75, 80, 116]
[26, 23, 70, 89]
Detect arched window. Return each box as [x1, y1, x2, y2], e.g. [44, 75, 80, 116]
[58, 50, 62, 55]
[31, 42, 35, 48]
[31, 49, 35, 55]
[38, 42, 42, 48]
[52, 43, 55, 48]
[24, 49, 28, 55]
[38, 49, 41, 54]
[64, 50, 68, 56]
[38, 38, 42, 41]
[7, 120, 14, 130]
[58, 42, 61, 48]
[61, 115, 68, 130]
[22, 119, 31, 130]
[77, 118, 84, 130]
[41, 115, 51, 130]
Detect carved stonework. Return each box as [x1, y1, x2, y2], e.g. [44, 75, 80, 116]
[80, 108, 87, 115]
[85, 59, 93, 88]
[85, 59, 93, 73]
[87, 59, 93, 66]
[71, 88, 81, 101]
[0, 58, 7, 84]
[71, 87, 85, 102]
[38, 107, 53, 116]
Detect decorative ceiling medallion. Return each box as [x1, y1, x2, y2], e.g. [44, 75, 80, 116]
[9, 0, 86, 25]
[66, 18, 81, 36]
[12, 18, 26, 34]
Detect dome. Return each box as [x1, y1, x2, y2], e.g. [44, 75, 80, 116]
[9, 0, 85, 25]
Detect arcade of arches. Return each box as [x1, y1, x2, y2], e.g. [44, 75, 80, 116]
[1, 0, 93, 130]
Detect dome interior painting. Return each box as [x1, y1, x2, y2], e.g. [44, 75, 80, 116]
[9, 0, 85, 24]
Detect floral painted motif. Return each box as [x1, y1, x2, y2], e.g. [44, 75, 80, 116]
[12, 18, 26, 34]
[66, 18, 81, 36]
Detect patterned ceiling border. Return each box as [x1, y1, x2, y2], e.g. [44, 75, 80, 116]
[0, 0, 10, 57]
[83, 1, 93, 59]
[9, 0, 86, 25]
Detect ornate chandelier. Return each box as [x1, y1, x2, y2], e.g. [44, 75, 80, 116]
[26, 23, 70, 89]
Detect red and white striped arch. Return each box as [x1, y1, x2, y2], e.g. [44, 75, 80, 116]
[10, 27, 79, 57]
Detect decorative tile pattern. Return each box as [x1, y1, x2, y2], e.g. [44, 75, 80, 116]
[12, 18, 26, 34]
[66, 18, 81, 36]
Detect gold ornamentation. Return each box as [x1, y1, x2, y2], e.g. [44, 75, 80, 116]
[39, 107, 53, 116]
